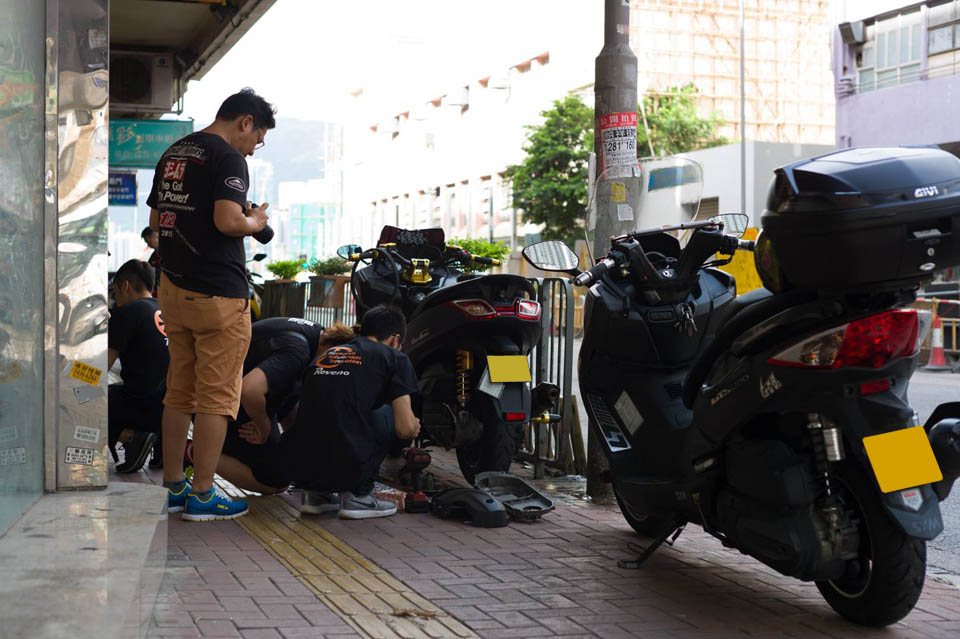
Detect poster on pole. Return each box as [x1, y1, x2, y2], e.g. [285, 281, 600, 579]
[597, 111, 638, 179]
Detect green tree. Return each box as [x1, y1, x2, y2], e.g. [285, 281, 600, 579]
[505, 96, 594, 245]
[637, 83, 727, 156]
[506, 86, 725, 243]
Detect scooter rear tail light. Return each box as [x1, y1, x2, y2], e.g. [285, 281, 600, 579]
[516, 299, 541, 321]
[768, 310, 920, 370]
[451, 299, 497, 318]
[503, 412, 527, 422]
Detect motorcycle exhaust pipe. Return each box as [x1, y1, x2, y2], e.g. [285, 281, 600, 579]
[929, 418, 960, 501]
[531, 382, 560, 416]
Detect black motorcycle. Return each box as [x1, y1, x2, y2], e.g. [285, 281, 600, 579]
[522, 151, 960, 627]
[340, 226, 557, 482]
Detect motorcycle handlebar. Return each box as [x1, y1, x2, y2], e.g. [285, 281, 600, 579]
[574, 258, 616, 287]
[471, 255, 500, 266]
[738, 239, 756, 252]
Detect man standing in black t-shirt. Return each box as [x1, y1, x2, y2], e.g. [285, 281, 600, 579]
[148, 88, 275, 522]
[280, 305, 421, 520]
[215, 317, 325, 494]
[108, 259, 170, 473]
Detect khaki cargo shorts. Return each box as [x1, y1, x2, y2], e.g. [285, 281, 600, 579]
[159, 274, 251, 418]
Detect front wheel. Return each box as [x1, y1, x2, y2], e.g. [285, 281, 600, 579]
[815, 465, 926, 627]
[456, 420, 521, 485]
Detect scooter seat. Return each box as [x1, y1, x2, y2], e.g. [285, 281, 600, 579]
[682, 287, 812, 409]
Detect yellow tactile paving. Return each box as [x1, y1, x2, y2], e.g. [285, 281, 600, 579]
[235, 495, 477, 639]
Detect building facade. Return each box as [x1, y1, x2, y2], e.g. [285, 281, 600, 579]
[343, 0, 836, 251]
[833, 0, 960, 152]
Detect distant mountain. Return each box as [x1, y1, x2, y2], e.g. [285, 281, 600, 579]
[255, 117, 342, 203]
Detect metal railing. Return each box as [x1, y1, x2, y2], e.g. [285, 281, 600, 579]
[302, 279, 356, 327]
[518, 277, 585, 478]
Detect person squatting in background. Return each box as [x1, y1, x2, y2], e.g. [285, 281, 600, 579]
[107, 259, 169, 473]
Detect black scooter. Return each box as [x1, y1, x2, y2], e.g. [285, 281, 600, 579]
[340, 226, 557, 482]
[522, 149, 960, 627]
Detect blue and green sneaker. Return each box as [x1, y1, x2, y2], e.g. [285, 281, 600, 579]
[167, 482, 191, 514]
[182, 488, 248, 522]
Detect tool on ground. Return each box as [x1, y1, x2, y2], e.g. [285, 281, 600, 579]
[400, 447, 432, 513]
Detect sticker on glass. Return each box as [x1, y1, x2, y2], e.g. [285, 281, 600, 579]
[74, 426, 100, 444]
[69, 361, 103, 386]
[0, 425, 18, 443]
[0, 447, 27, 465]
[614, 391, 644, 435]
[65, 446, 94, 466]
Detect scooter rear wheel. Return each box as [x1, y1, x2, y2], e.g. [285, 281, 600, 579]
[815, 464, 926, 627]
[456, 421, 521, 484]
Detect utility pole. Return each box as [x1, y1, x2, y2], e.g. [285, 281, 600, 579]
[739, 0, 746, 219]
[587, 0, 639, 503]
[488, 185, 494, 243]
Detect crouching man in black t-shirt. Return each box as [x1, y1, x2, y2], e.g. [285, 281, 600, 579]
[214, 317, 325, 493]
[108, 260, 170, 473]
[279, 305, 420, 519]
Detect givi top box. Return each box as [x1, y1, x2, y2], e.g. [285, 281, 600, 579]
[759, 147, 960, 292]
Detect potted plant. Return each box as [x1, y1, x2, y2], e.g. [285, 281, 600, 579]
[447, 237, 510, 273]
[266, 260, 302, 281]
[263, 260, 306, 318]
[306, 256, 351, 306]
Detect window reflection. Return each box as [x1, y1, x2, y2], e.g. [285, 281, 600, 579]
[0, 0, 45, 533]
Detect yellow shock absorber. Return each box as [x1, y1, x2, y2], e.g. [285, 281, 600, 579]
[456, 350, 472, 407]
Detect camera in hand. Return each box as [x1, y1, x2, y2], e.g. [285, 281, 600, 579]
[253, 224, 274, 244]
[247, 202, 273, 244]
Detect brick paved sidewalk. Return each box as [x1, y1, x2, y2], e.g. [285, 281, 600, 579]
[119, 450, 960, 639]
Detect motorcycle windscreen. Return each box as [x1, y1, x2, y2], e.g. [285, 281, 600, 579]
[584, 156, 704, 257]
[862, 426, 943, 493]
[635, 156, 703, 233]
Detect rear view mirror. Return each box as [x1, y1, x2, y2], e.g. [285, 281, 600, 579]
[253, 252, 267, 262]
[715, 214, 749, 238]
[337, 244, 361, 260]
[522, 241, 580, 273]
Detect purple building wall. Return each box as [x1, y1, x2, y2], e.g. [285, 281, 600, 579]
[833, 7, 960, 151]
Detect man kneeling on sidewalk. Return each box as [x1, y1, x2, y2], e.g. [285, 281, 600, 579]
[216, 319, 354, 494]
[279, 305, 420, 519]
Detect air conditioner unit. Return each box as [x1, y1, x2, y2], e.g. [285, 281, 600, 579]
[839, 21, 865, 45]
[109, 51, 176, 111]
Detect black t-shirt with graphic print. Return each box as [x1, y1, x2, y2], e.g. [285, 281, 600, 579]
[146, 132, 250, 298]
[108, 297, 169, 398]
[279, 337, 419, 483]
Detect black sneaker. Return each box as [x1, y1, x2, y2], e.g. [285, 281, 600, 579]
[148, 439, 163, 469]
[116, 431, 157, 473]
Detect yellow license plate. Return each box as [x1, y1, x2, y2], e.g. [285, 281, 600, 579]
[862, 426, 943, 493]
[487, 355, 531, 383]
